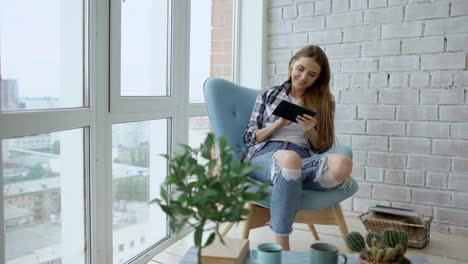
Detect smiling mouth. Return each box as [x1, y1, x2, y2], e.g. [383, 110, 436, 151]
[296, 80, 306, 86]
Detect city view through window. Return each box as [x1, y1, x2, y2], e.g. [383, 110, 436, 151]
[1, 0, 232, 263]
[3, 129, 85, 264]
[112, 120, 168, 264]
[190, 0, 233, 103]
[0, 0, 84, 112]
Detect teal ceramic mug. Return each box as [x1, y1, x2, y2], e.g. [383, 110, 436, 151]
[250, 243, 282, 264]
[310, 243, 347, 264]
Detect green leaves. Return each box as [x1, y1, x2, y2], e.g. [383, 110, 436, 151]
[150, 132, 269, 249]
[204, 232, 216, 247]
[194, 223, 204, 247]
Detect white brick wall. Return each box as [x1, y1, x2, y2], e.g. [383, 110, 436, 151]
[315, 1, 331, 15]
[380, 89, 419, 104]
[427, 172, 448, 189]
[381, 56, 420, 71]
[366, 167, 384, 182]
[401, 37, 444, 54]
[408, 155, 450, 172]
[343, 25, 380, 42]
[382, 22, 422, 39]
[453, 158, 468, 173]
[410, 72, 429, 87]
[362, 40, 400, 57]
[385, 169, 405, 184]
[364, 6, 403, 24]
[406, 2, 449, 21]
[327, 12, 362, 29]
[368, 120, 406, 136]
[267, 0, 468, 236]
[351, 0, 367, 10]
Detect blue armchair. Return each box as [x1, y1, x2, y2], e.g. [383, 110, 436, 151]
[204, 77, 358, 250]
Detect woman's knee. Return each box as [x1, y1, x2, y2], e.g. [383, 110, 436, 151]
[326, 153, 353, 182]
[273, 150, 302, 169]
[272, 150, 302, 182]
[327, 146, 353, 159]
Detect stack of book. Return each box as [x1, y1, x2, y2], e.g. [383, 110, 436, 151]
[368, 205, 423, 224]
[201, 237, 249, 264]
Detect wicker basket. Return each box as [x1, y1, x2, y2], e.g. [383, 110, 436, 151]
[358, 212, 434, 249]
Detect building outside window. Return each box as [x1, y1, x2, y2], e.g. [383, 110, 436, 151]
[0, 0, 235, 263]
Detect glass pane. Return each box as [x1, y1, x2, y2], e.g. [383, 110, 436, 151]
[190, 0, 233, 103]
[2, 129, 85, 264]
[189, 117, 211, 164]
[112, 120, 168, 264]
[121, 0, 168, 96]
[189, 116, 211, 149]
[0, 0, 84, 111]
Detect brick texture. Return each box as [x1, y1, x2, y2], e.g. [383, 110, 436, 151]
[266, 0, 468, 235]
[211, 0, 233, 80]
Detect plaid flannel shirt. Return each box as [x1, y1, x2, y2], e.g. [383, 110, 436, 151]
[240, 81, 336, 161]
[240, 81, 294, 161]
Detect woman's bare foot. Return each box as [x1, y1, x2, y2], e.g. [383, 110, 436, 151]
[275, 235, 290, 251]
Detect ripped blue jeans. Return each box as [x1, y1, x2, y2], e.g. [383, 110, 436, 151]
[248, 141, 353, 236]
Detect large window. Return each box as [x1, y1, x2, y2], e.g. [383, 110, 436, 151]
[0, 0, 85, 111]
[2, 129, 85, 264]
[1, 0, 238, 263]
[111, 120, 168, 264]
[120, 0, 168, 96]
[189, 117, 211, 148]
[1, 1, 90, 264]
[189, 0, 234, 103]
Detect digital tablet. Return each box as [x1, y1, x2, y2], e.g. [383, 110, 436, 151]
[272, 100, 316, 123]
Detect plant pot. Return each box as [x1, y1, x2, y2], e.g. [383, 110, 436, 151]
[358, 256, 412, 264]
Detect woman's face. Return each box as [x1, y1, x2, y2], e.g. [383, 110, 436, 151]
[290, 56, 321, 92]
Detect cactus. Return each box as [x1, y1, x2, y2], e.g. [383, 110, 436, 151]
[370, 237, 378, 248]
[397, 230, 408, 253]
[346, 228, 409, 263]
[383, 229, 399, 247]
[376, 249, 385, 262]
[395, 244, 406, 263]
[394, 244, 404, 256]
[371, 247, 378, 260]
[346, 231, 366, 252]
[382, 247, 396, 262]
[366, 231, 383, 247]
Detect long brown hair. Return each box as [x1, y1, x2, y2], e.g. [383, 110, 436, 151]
[287, 45, 335, 152]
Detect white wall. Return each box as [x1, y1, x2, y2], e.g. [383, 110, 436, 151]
[266, 0, 468, 235]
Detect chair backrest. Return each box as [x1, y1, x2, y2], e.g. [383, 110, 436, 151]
[203, 77, 259, 157]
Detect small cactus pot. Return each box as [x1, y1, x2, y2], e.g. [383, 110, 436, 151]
[358, 256, 412, 264]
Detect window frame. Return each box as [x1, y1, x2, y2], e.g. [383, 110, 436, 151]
[107, 0, 190, 262]
[0, 0, 93, 263]
[0, 0, 256, 262]
[234, 0, 267, 89]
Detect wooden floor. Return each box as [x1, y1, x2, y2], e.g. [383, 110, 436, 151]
[149, 215, 468, 264]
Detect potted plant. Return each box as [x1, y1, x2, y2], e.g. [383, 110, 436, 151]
[346, 229, 411, 264]
[151, 132, 269, 263]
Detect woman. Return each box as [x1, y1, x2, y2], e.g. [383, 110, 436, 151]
[240, 45, 353, 250]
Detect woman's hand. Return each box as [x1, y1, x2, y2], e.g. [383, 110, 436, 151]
[275, 117, 292, 128]
[296, 114, 317, 133]
[256, 117, 292, 143]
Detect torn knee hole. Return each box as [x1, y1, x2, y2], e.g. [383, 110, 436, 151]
[281, 168, 302, 181]
[315, 155, 341, 188]
[271, 155, 302, 182]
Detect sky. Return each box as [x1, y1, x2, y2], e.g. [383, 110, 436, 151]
[0, 0, 62, 98]
[0, 0, 211, 102]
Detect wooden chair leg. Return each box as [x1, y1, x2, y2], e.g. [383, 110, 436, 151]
[241, 203, 256, 239]
[220, 222, 235, 237]
[333, 204, 352, 252]
[307, 224, 320, 240]
[241, 203, 271, 239]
